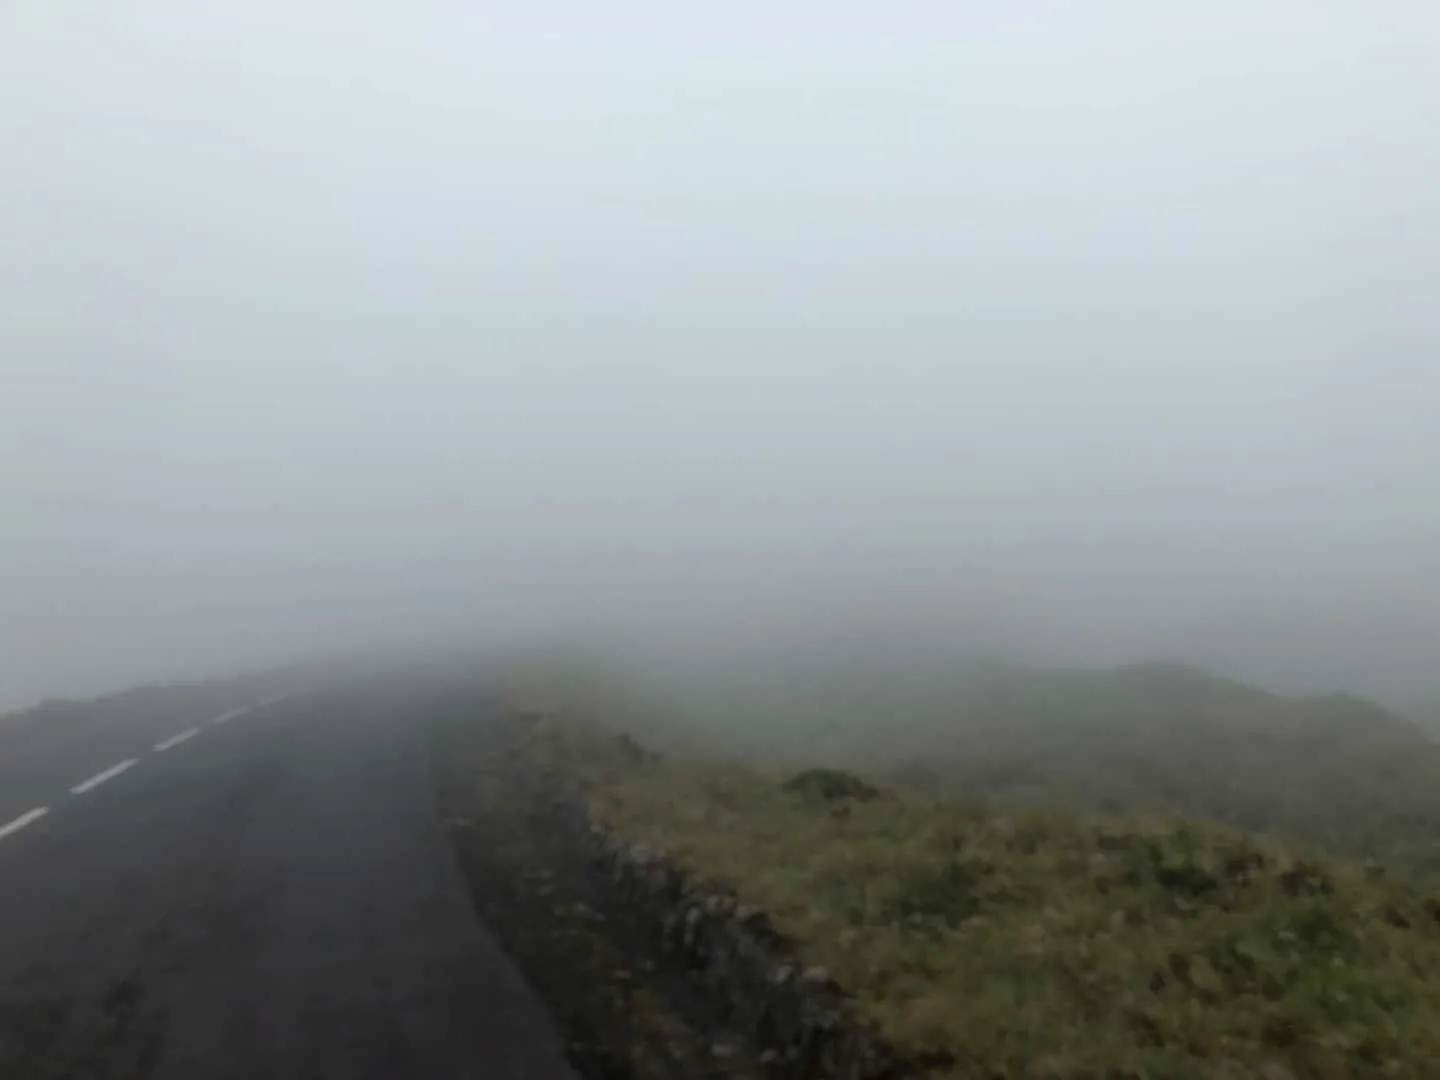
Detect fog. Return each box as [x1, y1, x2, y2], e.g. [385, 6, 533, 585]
[3, 4, 1438, 708]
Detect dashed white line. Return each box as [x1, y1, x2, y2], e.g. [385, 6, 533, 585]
[54, 696, 280, 810]
[71, 759, 139, 795]
[154, 727, 201, 752]
[0, 807, 49, 840]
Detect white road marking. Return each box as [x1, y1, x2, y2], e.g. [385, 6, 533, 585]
[0, 807, 49, 840]
[71, 759, 139, 795]
[58, 697, 288, 809]
[154, 727, 201, 752]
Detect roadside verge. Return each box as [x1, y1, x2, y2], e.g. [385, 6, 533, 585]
[428, 686, 909, 1080]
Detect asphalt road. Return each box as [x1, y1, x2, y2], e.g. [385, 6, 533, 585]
[0, 683, 578, 1079]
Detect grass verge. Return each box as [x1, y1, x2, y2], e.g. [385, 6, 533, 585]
[430, 688, 764, 1079]
[594, 761, 1440, 1079]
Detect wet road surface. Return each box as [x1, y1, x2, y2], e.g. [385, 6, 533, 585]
[0, 684, 576, 1079]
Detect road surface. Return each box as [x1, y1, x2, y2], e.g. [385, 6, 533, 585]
[0, 683, 577, 1079]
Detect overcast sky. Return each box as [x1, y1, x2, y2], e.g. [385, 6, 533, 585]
[3, 3, 1438, 706]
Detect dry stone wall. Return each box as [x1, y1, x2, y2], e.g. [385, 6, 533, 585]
[585, 827, 919, 1080]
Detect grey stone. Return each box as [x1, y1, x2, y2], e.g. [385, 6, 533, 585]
[583, 800, 918, 1078]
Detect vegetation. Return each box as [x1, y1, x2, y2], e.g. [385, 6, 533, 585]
[594, 762, 1440, 1079]
[782, 766, 882, 802]
[494, 652, 1440, 1075]
[505, 654, 1440, 873]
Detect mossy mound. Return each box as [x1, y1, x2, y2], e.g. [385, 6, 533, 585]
[783, 767, 882, 802]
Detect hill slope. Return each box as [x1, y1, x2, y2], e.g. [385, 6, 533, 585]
[595, 760, 1440, 1079]
[513, 656, 1440, 872]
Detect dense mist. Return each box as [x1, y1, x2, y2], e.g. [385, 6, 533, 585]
[3, 4, 1438, 708]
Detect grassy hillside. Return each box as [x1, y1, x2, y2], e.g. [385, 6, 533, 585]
[505, 655, 1440, 873]
[595, 762, 1440, 1079]
[1405, 698, 1440, 739]
[492, 654, 1440, 1076]
[867, 662, 1440, 870]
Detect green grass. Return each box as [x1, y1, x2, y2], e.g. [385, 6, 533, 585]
[594, 762, 1440, 1079]
[505, 654, 1440, 873]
